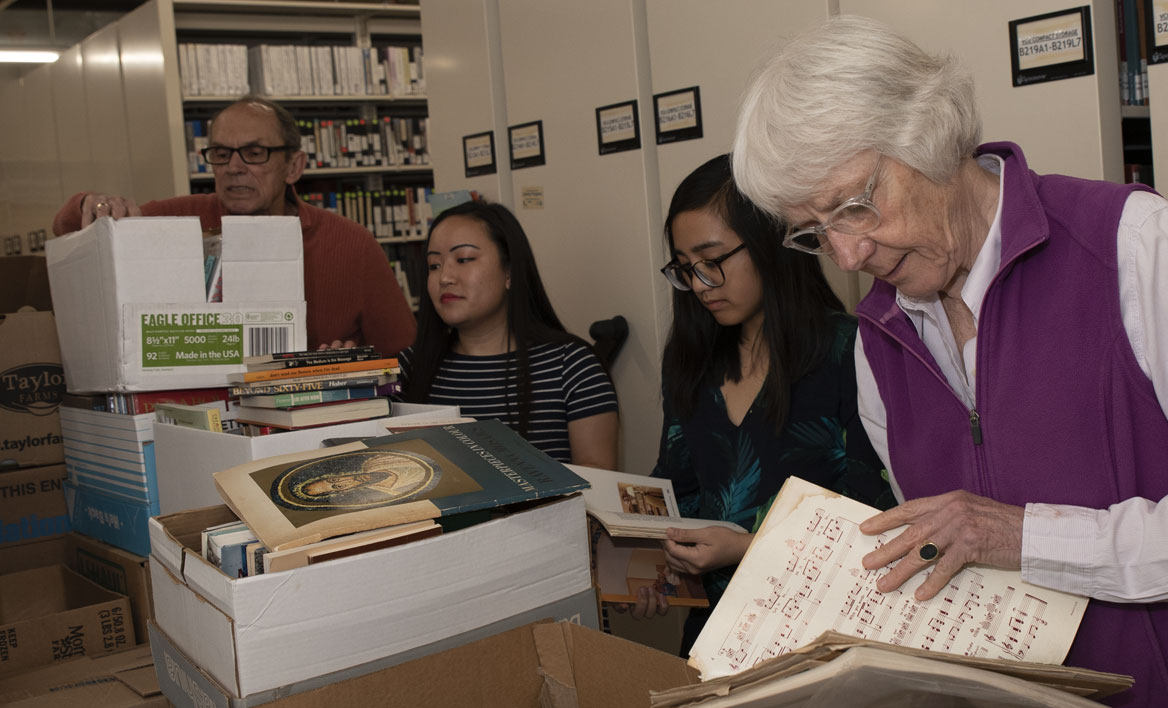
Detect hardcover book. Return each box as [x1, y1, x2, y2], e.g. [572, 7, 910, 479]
[213, 419, 590, 551]
[234, 397, 390, 429]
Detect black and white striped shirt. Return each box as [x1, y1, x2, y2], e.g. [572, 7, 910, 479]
[399, 340, 618, 462]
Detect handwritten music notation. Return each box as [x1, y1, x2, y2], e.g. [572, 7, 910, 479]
[689, 479, 1087, 680]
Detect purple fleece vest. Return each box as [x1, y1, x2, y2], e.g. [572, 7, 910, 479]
[856, 142, 1168, 707]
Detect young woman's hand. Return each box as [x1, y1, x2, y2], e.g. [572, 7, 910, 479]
[663, 527, 754, 575]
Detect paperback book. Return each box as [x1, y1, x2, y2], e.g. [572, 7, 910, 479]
[568, 465, 747, 539]
[261, 519, 440, 573]
[228, 357, 400, 384]
[227, 374, 389, 397]
[238, 385, 379, 408]
[588, 517, 710, 608]
[213, 418, 590, 551]
[242, 344, 377, 366]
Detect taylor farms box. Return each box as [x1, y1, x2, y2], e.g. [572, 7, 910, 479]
[0, 564, 135, 676]
[152, 619, 696, 708]
[0, 463, 68, 546]
[0, 256, 64, 468]
[148, 495, 592, 699]
[154, 402, 460, 514]
[45, 216, 306, 392]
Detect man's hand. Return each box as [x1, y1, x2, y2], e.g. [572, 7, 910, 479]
[81, 193, 141, 227]
[860, 490, 1024, 601]
[317, 339, 358, 350]
[663, 526, 753, 575]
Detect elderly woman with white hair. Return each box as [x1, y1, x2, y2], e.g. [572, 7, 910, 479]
[733, 14, 1168, 707]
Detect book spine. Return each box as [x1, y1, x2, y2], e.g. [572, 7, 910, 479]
[264, 353, 382, 370]
[125, 389, 230, 415]
[241, 358, 399, 383]
[228, 375, 384, 396]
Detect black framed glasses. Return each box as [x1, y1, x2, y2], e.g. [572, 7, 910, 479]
[660, 242, 747, 291]
[201, 144, 298, 165]
[784, 154, 883, 255]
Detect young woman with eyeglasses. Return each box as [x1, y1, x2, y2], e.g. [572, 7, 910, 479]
[631, 154, 893, 653]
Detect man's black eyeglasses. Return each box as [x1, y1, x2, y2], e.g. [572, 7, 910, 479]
[201, 144, 298, 165]
[660, 242, 748, 291]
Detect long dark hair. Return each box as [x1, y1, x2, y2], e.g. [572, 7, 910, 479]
[662, 154, 845, 435]
[403, 201, 582, 436]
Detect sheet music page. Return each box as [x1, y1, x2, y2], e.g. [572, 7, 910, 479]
[689, 477, 1088, 680]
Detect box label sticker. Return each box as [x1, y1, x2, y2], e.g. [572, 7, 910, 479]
[141, 311, 294, 367]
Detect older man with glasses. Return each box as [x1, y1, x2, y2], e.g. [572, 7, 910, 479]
[52, 96, 416, 356]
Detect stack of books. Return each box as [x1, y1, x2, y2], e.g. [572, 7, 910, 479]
[227, 346, 399, 433]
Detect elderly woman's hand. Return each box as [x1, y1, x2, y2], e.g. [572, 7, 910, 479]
[858, 490, 1025, 601]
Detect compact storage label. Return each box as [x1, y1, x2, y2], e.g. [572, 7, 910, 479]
[141, 310, 293, 367]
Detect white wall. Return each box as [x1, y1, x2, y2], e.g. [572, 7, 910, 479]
[421, 0, 514, 205]
[840, 0, 1122, 182]
[495, 0, 665, 474]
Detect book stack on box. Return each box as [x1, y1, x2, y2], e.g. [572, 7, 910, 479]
[228, 345, 399, 434]
[58, 388, 230, 556]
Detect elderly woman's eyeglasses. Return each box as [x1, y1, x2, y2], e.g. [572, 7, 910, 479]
[660, 243, 747, 291]
[784, 155, 883, 255]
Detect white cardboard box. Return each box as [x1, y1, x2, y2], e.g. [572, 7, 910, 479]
[148, 495, 591, 698]
[149, 588, 600, 708]
[154, 403, 460, 514]
[45, 216, 306, 393]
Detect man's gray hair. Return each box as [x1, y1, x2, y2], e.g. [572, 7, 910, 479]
[732, 14, 981, 218]
[211, 95, 301, 150]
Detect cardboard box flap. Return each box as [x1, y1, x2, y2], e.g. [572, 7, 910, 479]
[533, 623, 578, 708]
[0, 256, 53, 312]
[117, 663, 163, 697]
[0, 643, 162, 706]
[561, 622, 698, 708]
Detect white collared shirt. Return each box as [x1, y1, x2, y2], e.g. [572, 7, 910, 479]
[855, 156, 1168, 602]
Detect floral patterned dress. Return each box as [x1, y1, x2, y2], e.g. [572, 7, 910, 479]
[651, 314, 894, 653]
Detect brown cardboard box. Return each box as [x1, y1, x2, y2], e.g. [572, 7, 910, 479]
[71, 532, 153, 645]
[0, 533, 152, 645]
[0, 256, 64, 469]
[0, 463, 68, 546]
[0, 643, 165, 707]
[0, 564, 136, 676]
[0, 534, 71, 572]
[151, 619, 699, 708]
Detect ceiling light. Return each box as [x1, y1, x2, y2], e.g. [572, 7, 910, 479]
[0, 50, 61, 64]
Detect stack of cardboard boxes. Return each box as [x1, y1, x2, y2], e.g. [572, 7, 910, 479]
[0, 256, 148, 686]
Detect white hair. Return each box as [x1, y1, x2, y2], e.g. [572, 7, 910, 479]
[732, 15, 981, 218]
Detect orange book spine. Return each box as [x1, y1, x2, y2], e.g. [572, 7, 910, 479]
[242, 358, 400, 383]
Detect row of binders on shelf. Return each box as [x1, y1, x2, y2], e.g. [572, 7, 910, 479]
[185, 116, 430, 174]
[300, 186, 432, 240]
[178, 42, 425, 98]
[1117, 0, 1151, 106]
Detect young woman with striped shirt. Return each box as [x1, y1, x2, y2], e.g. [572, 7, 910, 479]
[399, 201, 619, 469]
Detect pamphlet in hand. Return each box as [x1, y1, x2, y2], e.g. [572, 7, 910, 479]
[567, 464, 747, 538]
